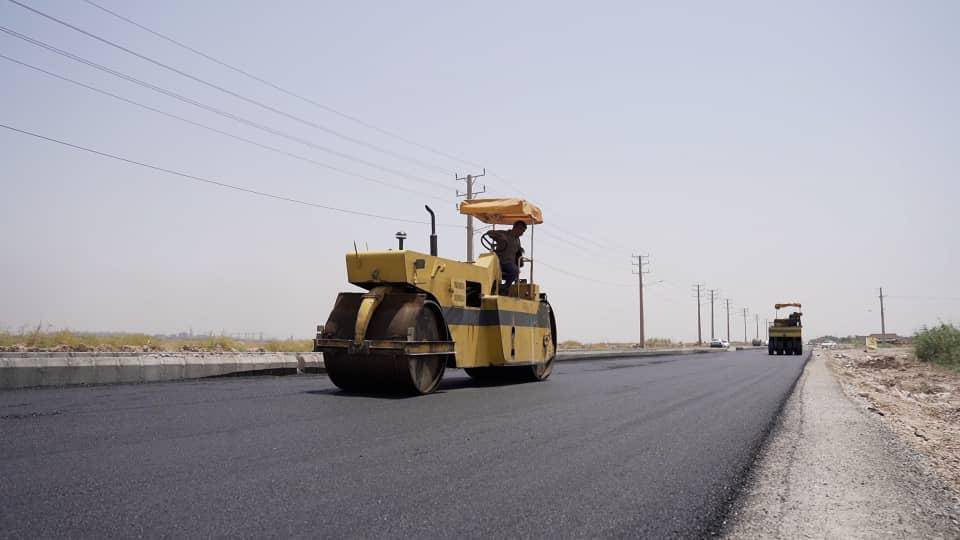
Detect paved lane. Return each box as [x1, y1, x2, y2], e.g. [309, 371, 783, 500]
[0, 349, 806, 538]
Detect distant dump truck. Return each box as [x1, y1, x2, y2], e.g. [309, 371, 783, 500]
[769, 303, 802, 355]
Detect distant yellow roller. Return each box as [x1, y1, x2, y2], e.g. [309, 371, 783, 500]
[769, 304, 802, 356]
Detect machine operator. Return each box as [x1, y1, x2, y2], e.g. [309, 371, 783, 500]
[487, 220, 527, 293]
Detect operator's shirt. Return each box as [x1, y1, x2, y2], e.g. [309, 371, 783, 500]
[489, 230, 522, 266]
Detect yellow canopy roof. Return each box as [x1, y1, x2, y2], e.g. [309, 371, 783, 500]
[458, 198, 543, 225]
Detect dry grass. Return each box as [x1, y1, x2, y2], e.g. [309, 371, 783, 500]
[0, 328, 312, 353]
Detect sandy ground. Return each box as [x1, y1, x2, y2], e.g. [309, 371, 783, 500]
[829, 347, 960, 495]
[725, 351, 960, 539]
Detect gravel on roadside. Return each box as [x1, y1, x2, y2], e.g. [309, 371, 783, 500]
[724, 350, 960, 539]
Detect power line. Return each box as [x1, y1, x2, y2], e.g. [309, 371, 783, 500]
[644, 286, 689, 306]
[471, 224, 494, 236]
[64, 0, 637, 260]
[80, 0, 638, 260]
[75, 1, 672, 263]
[0, 53, 450, 203]
[6, 6, 701, 316]
[642, 280, 697, 307]
[887, 295, 960, 302]
[545, 218, 634, 260]
[79, 0, 482, 171]
[475, 170, 631, 256]
[537, 226, 622, 262]
[484, 170, 533, 200]
[0, 25, 450, 192]
[536, 260, 632, 287]
[488, 186, 629, 254]
[1, 30, 646, 283]
[652, 279, 690, 294]
[0, 122, 463, 228]
[544, 222, 620, 252]
[8, 0, 455, 177]
[8, 3, 663, 282]
[542, 218, 636, 264]
[2, 109, 639, 290]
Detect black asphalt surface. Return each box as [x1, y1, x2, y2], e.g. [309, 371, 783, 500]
[0, 349, 806, 538]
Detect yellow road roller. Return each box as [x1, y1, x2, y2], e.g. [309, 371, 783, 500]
[314, 198, 557, 394]
[768, 303, 802, 355]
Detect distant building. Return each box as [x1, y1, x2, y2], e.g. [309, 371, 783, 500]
[868, 333, 902, 344]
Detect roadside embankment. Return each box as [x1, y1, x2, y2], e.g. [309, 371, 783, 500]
[0, 352, 324, 390]
[725, 350, 960, 538]
[830, 347, 960, 496]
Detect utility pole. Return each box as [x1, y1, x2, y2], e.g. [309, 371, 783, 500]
[632, 255, 650, 347]
[878, 287, 886, 337]
[754, 314, 759, 341]
[456, 169, 486, 262]
[764, 318, 769, 342]
[708, 289, 719, 340]
[742, 307, 749, 343]
[692, 283, 704, 345]
[725, 298, 732, 343]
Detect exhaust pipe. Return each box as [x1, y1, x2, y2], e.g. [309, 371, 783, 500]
[424, 205, 438, 256]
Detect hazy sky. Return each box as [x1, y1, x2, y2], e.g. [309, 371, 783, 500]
[2, 0, 958, 342]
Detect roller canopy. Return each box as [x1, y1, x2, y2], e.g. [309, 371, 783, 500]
[775, 303, 802, 309]
[459, 198, 543, 225]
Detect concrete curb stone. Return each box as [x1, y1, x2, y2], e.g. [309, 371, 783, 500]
[0, 352, 325, 390]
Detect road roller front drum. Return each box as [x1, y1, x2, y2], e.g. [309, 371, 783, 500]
[317, 291, 450, 395]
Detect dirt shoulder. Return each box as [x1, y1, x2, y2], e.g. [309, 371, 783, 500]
[725, 350, 960, 538]
[829, 346, 960, 495]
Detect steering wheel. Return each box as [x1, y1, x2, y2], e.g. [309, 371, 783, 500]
[481, 231, 507, 253]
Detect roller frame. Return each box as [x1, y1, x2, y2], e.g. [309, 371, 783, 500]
[315, 338, 455, 356]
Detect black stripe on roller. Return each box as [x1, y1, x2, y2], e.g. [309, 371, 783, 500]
[443, 304, 550, 328]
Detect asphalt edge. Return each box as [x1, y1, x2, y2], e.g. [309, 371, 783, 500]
[707, 349, 812, 537]
[556, 348, 715, 362]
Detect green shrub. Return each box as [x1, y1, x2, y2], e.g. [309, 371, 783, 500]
[914, 324, 960, 370]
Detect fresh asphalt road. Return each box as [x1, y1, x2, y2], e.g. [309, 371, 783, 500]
[0, 349, 807, 538]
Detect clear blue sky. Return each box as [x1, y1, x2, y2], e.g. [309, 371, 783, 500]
[1, 0, 958, 341]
